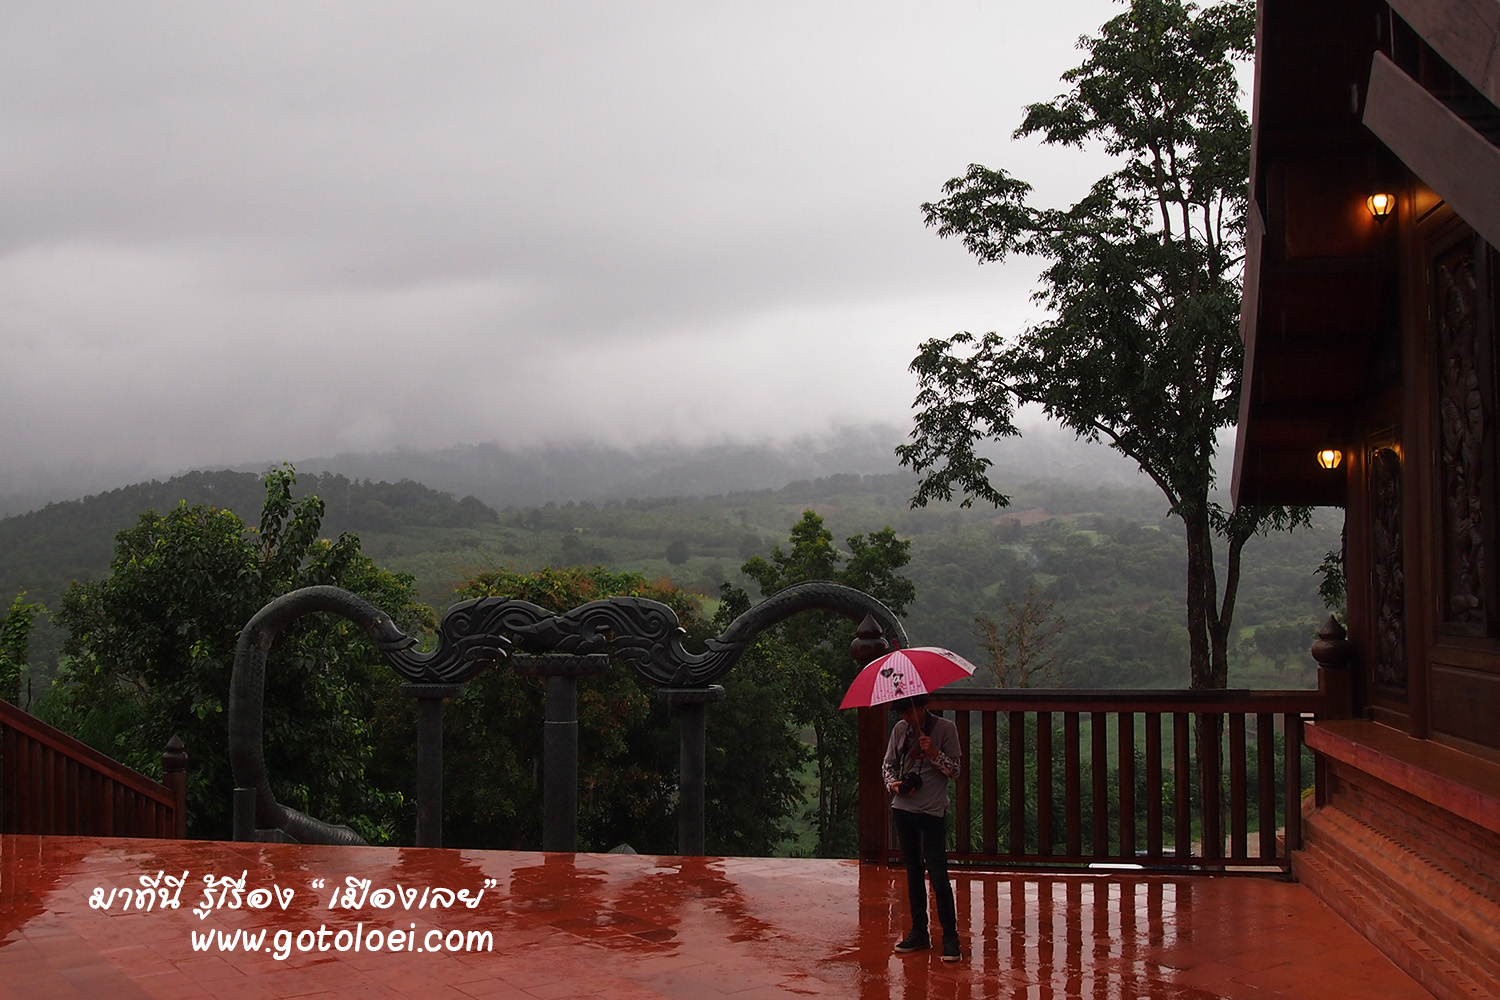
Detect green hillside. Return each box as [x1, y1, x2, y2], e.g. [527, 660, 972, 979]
[365, 473, 1337, 690]
[0, 466, 1341, 702]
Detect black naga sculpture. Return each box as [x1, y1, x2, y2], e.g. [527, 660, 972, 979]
[229, 580, 905, 849]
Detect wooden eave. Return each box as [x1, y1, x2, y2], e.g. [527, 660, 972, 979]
[1387, 0, 1500, 108]
[1365, 50, 1500, 248]
[1234, 0, 1390, 508]
[1236, 0, 1500, 508]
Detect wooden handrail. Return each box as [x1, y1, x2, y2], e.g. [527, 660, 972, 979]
[930, 689, 1319, 712]
[859, 687, 1323, 872]
[0, 698, 185, 838]
[0, 699, 174, 804]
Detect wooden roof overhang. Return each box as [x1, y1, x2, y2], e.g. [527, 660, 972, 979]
[1235, 0, 1500, 508]
[1233, 0, 1394, 508]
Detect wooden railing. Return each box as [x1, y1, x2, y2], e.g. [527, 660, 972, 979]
[859, 688, 1322, 871]
[1, 698, 186, 838]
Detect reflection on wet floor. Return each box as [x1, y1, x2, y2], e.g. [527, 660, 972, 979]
[0, 835, 1430, 1000]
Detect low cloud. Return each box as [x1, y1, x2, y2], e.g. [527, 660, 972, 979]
[0, 0, 1118, 498]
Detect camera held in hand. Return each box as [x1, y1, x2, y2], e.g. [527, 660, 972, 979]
[897, 771, 923, 795]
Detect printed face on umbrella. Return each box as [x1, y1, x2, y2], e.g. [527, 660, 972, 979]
[881, 663, 910, 699]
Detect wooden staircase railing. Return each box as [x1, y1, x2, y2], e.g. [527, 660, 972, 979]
[1, 698, 186, 838]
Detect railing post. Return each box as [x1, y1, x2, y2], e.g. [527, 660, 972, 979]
[1309, 616, 1353, 810]
[851, 615, 891, 864]
[1311, 616, 1353, 720]
[161, 734, 188, 839]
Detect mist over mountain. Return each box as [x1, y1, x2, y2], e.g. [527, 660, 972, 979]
[1, 417, 1327, 697]
[0, 422, 1157, 518]
[231, 423, 1151, 513]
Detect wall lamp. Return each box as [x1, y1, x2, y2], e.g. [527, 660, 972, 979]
[1317, 449, 1344, 470]
[1367, 192, 1395, 224]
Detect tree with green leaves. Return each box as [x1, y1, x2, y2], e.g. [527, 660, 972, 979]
[1, 592, 43, 705]
[45, 466, 431, 841]
[1317, 544, 1347, 625]
[732, 510, 915, 857]
[899, 0, 1305, 692]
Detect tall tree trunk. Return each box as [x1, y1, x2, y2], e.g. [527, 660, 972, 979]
[1181, 503, 1226, 856]
[1210, 525, 1251, 691]
[1181, 505, 1217, 689]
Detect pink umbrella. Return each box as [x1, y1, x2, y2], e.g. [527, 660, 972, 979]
[839, 647, 979, 709]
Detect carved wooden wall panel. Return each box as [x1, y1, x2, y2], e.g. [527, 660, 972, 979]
[1434, 238, 1489, 633]
[1371, 444, 1408, 693]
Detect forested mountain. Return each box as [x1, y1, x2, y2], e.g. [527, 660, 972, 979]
[414, 474, 1336, 691]
[0, 423, 1151, 518]
[1, 461, 1339, 702]
[0, 470, 494, 680]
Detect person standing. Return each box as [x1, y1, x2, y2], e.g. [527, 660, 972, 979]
[882, 694, 962, 961]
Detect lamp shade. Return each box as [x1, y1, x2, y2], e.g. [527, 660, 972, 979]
[1317, 449, 1343, 470]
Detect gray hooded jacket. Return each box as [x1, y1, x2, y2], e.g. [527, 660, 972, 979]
[881, 713, 961, 817]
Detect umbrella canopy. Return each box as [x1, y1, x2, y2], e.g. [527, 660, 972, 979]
[839, 647, 978, 710]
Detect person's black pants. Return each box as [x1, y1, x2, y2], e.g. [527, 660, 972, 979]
[892, 808, 956, 938]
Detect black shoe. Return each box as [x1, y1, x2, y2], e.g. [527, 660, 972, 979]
[894, 930, 930, 953]
[941, 933, 961, 962]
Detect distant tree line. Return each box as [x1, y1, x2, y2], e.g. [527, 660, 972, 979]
[5, 468, 919, 857]
[0, 468, 495, 683]
[0, 465, 1339, 702]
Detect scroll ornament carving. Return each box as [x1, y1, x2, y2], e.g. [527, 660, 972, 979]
[1436, 247, 1486, 627]
[229, 581, 906, 844]
[382, 580, 906, 687]
[1371, 447, 1406, 689]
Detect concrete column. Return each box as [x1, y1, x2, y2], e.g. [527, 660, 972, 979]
[232, 786, 256, 842]
[658, 684, 726, 856]
[399, 682, 463, 848]
[514, 654, 610, 852]
[544, 673, 579, 851]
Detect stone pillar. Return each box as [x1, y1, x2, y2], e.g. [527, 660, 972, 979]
[161, 734, 188, 839]
[399, 682, 464, 848]
[514, 654, 610, 852]
[658, 684, 727, 856]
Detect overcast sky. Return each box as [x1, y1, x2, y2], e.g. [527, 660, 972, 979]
[1, 1, 1131, 495]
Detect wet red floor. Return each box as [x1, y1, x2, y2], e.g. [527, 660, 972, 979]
[0, 835, 1431, 1000]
